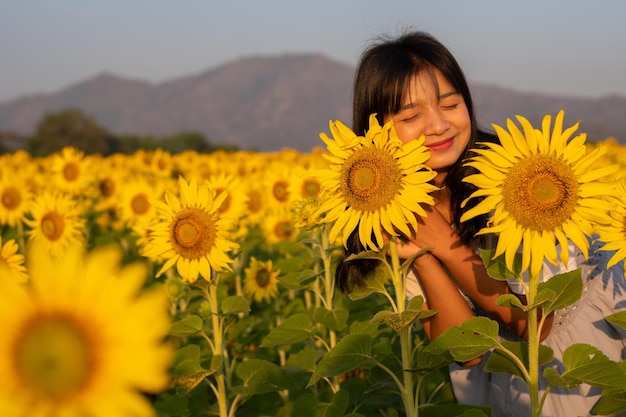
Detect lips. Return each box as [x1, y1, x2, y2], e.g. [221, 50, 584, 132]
[427, 137, 454, 151]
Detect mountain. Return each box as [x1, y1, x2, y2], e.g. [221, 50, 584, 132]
[1, 54, 625, 152]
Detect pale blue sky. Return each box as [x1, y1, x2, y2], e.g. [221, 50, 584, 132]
[1, 0, 625, 102]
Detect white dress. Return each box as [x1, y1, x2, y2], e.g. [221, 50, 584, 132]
[407, 239, 626, 417]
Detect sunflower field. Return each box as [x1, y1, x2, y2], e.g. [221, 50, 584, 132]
[1, 117, 626, 417]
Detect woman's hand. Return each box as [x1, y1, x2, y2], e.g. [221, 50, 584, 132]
[394, 205, 455, 260]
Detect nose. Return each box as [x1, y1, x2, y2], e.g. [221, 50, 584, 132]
[425, 109, 450, 136]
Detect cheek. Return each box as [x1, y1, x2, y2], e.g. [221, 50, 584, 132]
[394, 124, 423, 145]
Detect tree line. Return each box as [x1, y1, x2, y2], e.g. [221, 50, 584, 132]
[0, 108, 240, 156]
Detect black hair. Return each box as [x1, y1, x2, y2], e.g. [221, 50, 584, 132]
[336, 30, 497, 293]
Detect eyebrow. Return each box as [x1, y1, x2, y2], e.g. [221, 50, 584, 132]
[399, 90, 459, 111]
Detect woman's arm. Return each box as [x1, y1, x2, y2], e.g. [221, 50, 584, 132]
[399, 207, 553, 342]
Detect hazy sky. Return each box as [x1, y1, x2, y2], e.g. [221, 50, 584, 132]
[2, 0, 625, 103]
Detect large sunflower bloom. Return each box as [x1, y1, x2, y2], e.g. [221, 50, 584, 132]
[141, 176, 239, 283]
[314, 114, 437, 250]
[461, 111, 617, 276]
[0, 241, 172, 417]
[595, 179, 626, 276]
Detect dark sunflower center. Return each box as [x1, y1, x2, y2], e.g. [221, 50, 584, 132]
[502, 154, 579, 231]
[246, 190, 262, 213]
[171, 208, 217, 259]
[131, 193, 150, 215]
[301, 179, 321, 198]
[272, 181, 290, 203]
[62, 163, 80, 182]
[273, 220, 294, 240]
[41, 212, 65, 241]
[255, 269, 271, 288]
[340, 147, 402, 211]
[2, 186, 21, 210]
[14, 314, 95, 399]
[99, 178, 115, 198]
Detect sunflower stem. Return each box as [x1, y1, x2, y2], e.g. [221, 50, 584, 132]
[207, 276, 230, 417]
[318, 226, 339, 389]
[388, 238, 417, 417]
[527, 271, 540, 417]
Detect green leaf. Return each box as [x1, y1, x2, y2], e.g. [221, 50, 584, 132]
[407, 295, 425, 311]
[415, 344, 455, 372]
[260, 313, 312, 347]
[220, 295, 250, 315]
[496, 294, 526, 310]
[418, 403, 490, 417]
[480, 248, 521, 280]
[536, 268, 583, 315]
[398, 245, 432, 278]
[376, 310, 421, 333]
[543, 343, 626, 390]
[172, 359, 214, 393]
[485, 340, 553, 380]
[279, 268, 322, 290]
[423, 317, 499, 362]
[169, 314, 203, 337]
[605, 310, 626, 331]
[232, 359, 291, 395]
[348, 265, 389, 300]
[313, 306, 349, 331]
[285, 347, 325, 371]
[308, 333, 376, 386]
[591, 389, 626, 415]
[154, 393, 189, 417]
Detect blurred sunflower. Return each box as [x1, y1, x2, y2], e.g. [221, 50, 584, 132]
[244, 257, 281, 303]
[48, 146, 94, 196]
[0, 241, 172, 417]
[595, 179, 626, 276]
[262, 211, 298, 244]
[205, 172, 248, 225]
[242, 183, 268, 227]
[290, 165, 324, 203]
[0, 173, 33, 228]
[264, 162, 295, 212]
[133, 148, 174, 179]
[140, 176, 239, 283]
[461, 110, 617, 276]
[314, 114, 437, 250]
[0, 237, 28, 283]
[24, 191, 86, 258]
[116, 176, 159, 228]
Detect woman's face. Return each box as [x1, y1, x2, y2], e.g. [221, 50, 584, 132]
[389, 69, 471, 174]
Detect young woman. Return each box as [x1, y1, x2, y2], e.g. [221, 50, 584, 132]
[336, 30, 626, 417]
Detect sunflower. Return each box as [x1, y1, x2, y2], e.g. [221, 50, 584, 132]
[140, 176, 239, 283]
[0, 172, 33, 228]
[595, 179, 626, 276]
[116, 176, 159, 228]
[242, 184, 267, 227]
[461, 111, 617, 276]
[48, 146, 94, 196]
[244, 257, 281, 303]
[204, 172, 249, 225]
[262, 211, 298, 244]
[24, 191, 86, 258]
[0, 241, 172, 417]
[314, 114, 438, 250]
[0, 237, 28, 283]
